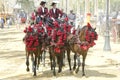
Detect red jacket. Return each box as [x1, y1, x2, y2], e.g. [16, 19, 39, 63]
[49, 8, 62, 19]
[37, 7, 48, 17]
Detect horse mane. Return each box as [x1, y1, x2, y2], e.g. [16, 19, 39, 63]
[81, 26, 87, 31]
[78, 25, 88, 41]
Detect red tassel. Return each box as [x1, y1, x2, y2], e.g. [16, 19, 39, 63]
[72, 30, 76, 35]
[23, 27, 27, 33]
[39, 21, 43, 26]
[37, 29, 41, 33]
[31, 12, 36, 20]
[41, 29, 44, 32]
[63, 34, 67, 40]
[64, 17, 68, 22]
[95, 34, 98, 40]
[87, 23, 91, 28]
[80, 45, 88, 50]
[33, 48, 37, 51]
[53, 21, 59, 28]
[57, 30, 62, 36]
[28, 26, 32, 32]
[47, 26, 52, 31]
[90, 41, 96, 47]
[34, 41, 39, 46]
[54, 47, 61, 53]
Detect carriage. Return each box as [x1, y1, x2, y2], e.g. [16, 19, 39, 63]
[23, 16, 98, 77]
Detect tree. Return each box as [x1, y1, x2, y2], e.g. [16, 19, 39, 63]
[16, 0, 35, 13]
[110, 0, 120, 12]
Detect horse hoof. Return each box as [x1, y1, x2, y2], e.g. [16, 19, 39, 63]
[62, 64, 65, 67]
[33, 74, 37, 76]
[58, 70, 62, 73]
[82, 74, 85, 76]
[72, 70, 76, 75]
[75, 69, 79, 74]
[26, 68, 30, 72]
[51, 68, 53, 70]
[53, 73, 56, 76]
[70, 70, 73, 74]
[73, 66, 76, 71]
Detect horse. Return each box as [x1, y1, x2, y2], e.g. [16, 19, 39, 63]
[66, 23, 98, 76]
[48, 20, 68, 76]
[23, 25, 45, 76]
[23, 31, 39, 76]
[49, 44, 64, 76]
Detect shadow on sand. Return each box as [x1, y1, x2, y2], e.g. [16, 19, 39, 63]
[1, 68, 117, 80]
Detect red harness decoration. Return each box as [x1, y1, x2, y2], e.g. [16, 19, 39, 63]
[25, 35, 39, 51]
[54, 47, 61, 53]
[80, 44, 89, 51]
[23, 25, 40, 51]
[79, 23, 98, 50]
[85, 29, 98, 49]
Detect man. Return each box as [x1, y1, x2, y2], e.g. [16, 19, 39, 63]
[37, 1, 48, 23]
[68, 10, 76, 26]
[7, 18, 10, 28]
[0, 18, 5, 29]
[49, 2, 62, 20]
[61, 9, 67, 20]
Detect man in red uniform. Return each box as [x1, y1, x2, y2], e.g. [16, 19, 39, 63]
[37, 1, 48, 24]
[49, 2, 62, 20]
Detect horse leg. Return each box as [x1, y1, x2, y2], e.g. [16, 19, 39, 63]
[40, 53, 42, 62]
[37, 48, 40, 70]
[73, 54, 77, 71]
[62, 50, 65, 66]
[26, 51, 30, 72]
[53, 55, 56, 76]
[75, 54, 81, 73]
[43, 50, 46, 67]
[31, 54, 34, 72]
[58, 54, 62, 73]
[82, 54, 87, 76]
[37, 55, 40, 70]
[33, 54, 37, 76]
[49, 50, 53, 70]
[67, 49, 72, 71]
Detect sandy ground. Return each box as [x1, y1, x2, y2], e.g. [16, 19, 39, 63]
[0, 25, 120, 80]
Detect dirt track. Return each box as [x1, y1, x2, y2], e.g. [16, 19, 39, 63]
[0, 26, 120, 80]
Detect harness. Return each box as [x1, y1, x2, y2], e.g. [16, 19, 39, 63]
[68, 27, 90, 51]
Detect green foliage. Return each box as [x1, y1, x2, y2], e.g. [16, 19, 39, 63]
[110, 0, 120, 11]
[16, 0, 35, 13]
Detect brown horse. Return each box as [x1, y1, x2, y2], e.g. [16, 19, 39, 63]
[23, 26, 45, 76]
[48, 27, 66, 76]
[67, 24, 98, 76]
[49, 45, 64, 76]
[23, 32, 40, 76]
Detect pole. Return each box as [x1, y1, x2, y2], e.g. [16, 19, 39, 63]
[103, 0, 111, 51]
[94, 0, 98, 16]
[66, 0, 67, 14]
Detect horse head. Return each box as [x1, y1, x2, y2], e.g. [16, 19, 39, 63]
[78, 23, 98, 50]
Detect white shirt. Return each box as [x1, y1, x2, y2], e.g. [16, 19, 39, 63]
[116, 14, 120, 24]
[53, 8, 56, 13]
[42, 7, 44, 13]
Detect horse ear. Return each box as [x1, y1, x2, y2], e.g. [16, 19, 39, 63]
[87, 23, 91, 28]
[94, 28, 96, 30]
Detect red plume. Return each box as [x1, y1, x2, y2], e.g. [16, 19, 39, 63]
[64, 17, 68, 22]
[39, 21, 43, 27]
[87, 23, 91, 28]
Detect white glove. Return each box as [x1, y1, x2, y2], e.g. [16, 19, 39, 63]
[51, 17, 55, 21]
[41, 15, 44, 18]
